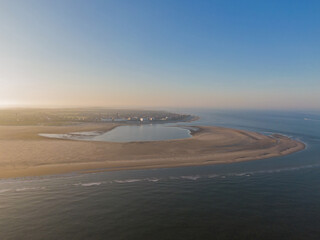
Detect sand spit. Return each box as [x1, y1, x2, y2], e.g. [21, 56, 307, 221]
[0, 123, 305, 179]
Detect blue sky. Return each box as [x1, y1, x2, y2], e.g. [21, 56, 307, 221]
[0, 0, 319, 109]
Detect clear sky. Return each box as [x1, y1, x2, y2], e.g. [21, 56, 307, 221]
[0, 0, 319, 110]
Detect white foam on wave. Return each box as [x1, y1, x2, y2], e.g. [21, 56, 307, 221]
[3, 162, 319, 190]
[0, 173, 83, 185]
[64, 164, 320, 187]
[181, 175, 201, 180]
[232, 173, 251, 177]
[113, 177, 161, 183]
[146, 178, 160, 182]
[103, 164, 320, 185]
[224, 163, 320, 178]
[74, 182, 103, 187]
[114, 179, 143, 183]
[72, 178, 161, 186]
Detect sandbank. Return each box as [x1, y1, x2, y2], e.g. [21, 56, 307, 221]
[0, 123, 305, 179]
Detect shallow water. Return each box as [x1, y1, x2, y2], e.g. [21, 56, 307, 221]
[1, 110, 320, 240]
[92, 124, 192, 142]
[40, 124, 192, 142]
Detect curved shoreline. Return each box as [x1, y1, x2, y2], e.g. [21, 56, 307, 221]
[0, 124, 305, 179]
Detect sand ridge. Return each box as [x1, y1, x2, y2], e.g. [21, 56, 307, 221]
[0, 123, 305, 179]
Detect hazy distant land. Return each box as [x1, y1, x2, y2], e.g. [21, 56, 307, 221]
[0, 109, 305, 178]
[0, 108, 195, 125]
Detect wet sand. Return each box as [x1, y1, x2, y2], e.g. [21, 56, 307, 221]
[0, 123, 305, 179]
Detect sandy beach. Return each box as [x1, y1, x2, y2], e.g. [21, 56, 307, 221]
[0, 123, 305, 179]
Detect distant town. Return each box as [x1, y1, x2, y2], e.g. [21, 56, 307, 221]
[0, 108, 195, 126]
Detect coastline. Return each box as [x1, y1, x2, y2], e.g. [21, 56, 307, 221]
[0, 123, 305, 179]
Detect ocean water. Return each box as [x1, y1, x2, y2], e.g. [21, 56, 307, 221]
[1, 110, 320, 240]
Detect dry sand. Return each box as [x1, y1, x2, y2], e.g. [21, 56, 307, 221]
[0, 123, 305, 179]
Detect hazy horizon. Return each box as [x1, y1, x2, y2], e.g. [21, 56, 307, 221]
[1, 104, 320, 113]
[1, 0, 319, 110]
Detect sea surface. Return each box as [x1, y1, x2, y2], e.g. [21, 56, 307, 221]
[1, 109, 320, 240]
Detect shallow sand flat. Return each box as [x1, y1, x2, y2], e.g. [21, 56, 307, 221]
[0, 124, 305, 179]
